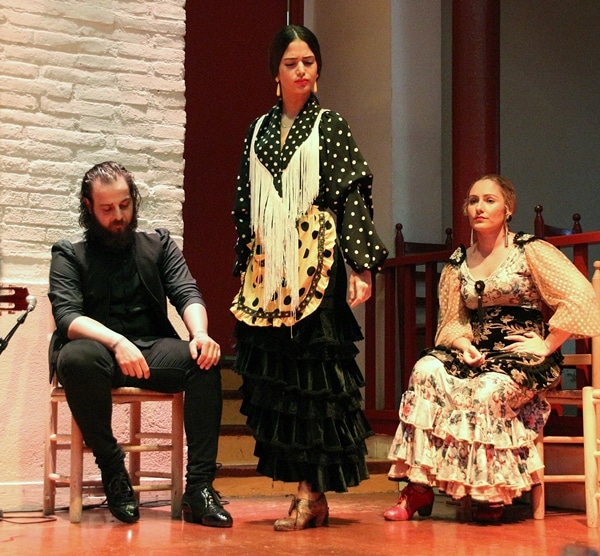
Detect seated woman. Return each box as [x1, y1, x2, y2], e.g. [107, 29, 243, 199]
[384, 174, 600, 522]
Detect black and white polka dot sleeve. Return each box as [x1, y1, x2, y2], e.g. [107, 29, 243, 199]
[319, 111, 388, 273]
[231, 118, 258, 276]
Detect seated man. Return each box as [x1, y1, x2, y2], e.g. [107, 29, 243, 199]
[48, 161, 232, 527]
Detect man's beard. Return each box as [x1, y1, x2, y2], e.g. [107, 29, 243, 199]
[86, 215, 136, 251]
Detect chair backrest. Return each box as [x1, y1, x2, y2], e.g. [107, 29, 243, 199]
[534, 204, 582, 238]
[560, 261, 600, 390]
[394, 223, 453, 257]
[587, 261, 600, 388]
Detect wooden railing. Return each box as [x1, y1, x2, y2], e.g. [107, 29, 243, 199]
[363, 248, 451, 434]
[363, 229, 600, 435]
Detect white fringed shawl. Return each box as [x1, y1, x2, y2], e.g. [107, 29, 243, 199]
[249, 109, 324, 311]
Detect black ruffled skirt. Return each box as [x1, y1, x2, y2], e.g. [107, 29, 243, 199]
[233, 255, 373, 493]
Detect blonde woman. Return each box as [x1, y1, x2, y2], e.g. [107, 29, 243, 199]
[385, 174, 600, 522]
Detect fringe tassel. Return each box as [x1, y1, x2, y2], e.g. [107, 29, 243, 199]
[249, 110, 324, 311]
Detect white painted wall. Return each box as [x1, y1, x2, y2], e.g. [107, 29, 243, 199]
[391, 1, 443, 244]
[306, 0, 443, 250]
[0, 0, 187, 510]
[309, 0, 600, 247]
[499, 0, 600, 241]
[305, 0, 395, 251]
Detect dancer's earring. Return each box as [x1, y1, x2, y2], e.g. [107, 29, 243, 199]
[313, 80, 318, 94]
[504, 213, 511, 247]
[276, 78, 281, 97]
[470, 228, 474, 246]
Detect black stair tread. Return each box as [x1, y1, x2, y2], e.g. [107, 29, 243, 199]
[223, 389, 243, 400]
[216, 459, 391, 478]
[220, 424, 253, 436]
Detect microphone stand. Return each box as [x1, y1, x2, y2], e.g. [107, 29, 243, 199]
[0, 307, 33, 356]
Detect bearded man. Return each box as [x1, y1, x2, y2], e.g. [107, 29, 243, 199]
[48, 161, 232, 527]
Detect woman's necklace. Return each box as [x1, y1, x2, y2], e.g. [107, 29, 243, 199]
[281, 114, 296, 129]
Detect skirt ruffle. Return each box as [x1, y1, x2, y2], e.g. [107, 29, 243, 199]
[233, 256, 373, 493]
[388, 356, 549, 504]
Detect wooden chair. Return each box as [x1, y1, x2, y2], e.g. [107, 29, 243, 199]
[532, 204, 586, 518]
[532, 260, 600, 519]
[43, 379, 184, 523]
[583, 386, 600, 527]
[394, 222, 453, 256]
[534, 204, 582, 238]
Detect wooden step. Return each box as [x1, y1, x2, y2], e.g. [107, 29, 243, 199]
[217, 427, 257, 466]
[217, 458, 391, 479]
[215, 433, 396, 495]
[221, 365, 241, 389]
[217, 434, 391, 477]
[221, 392, 246, 426]
[213, 459, 396, 497]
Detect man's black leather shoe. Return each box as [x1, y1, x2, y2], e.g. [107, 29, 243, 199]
[102, 469, 140, 523]
[182, 484, 233, 528]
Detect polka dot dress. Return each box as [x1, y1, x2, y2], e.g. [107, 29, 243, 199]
[230, 95, 390, 493]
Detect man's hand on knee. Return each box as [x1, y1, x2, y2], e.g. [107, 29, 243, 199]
[189, 332, 221, 370]
[114, 339, 150, 379]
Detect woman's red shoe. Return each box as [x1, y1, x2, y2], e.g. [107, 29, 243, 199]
[383, 483, 434, 521]
[473, 502, 504, 523]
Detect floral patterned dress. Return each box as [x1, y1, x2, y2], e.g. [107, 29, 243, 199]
[388, 233, 600, 504]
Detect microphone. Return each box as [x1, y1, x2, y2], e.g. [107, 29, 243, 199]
[0, 294, 36, 355]
[26, 295, 37, 313]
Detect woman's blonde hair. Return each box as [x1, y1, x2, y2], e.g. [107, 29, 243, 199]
[463, 174, 516, 218]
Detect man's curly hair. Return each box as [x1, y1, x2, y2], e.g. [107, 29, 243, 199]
[79, 161, 141, 229]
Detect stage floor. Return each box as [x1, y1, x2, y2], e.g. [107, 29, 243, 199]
[1, 491, 599, 555]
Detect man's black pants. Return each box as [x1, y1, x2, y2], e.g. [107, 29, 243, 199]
[56, 337, 222, 486]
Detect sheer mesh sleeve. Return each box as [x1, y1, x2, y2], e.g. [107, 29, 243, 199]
[525, 240, 600, 338]
[434, 262, 473, 347]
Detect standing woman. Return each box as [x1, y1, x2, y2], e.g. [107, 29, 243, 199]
[384, 174, 600, 522]
[231, 25, 388, 531]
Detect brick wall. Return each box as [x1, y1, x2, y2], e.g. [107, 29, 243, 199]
[0, 0, 187, 511]
[0, 0, 187, 284]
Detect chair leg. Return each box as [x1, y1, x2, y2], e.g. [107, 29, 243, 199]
[69, 417, 84, 523]
[129, 400, 142, 504]
[583, 387, 599, 527]
[43, 399, 58, 516]
[171, 393, 184, 519]
[456, 495, 473, 522]
[532, 432, 546, 519]
[531, 484, 545, 520]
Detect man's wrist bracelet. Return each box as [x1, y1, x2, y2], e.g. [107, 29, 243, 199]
[111, 337, 124, 350]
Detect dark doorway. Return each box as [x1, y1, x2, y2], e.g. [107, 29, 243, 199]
[183, 2, 303, 355]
